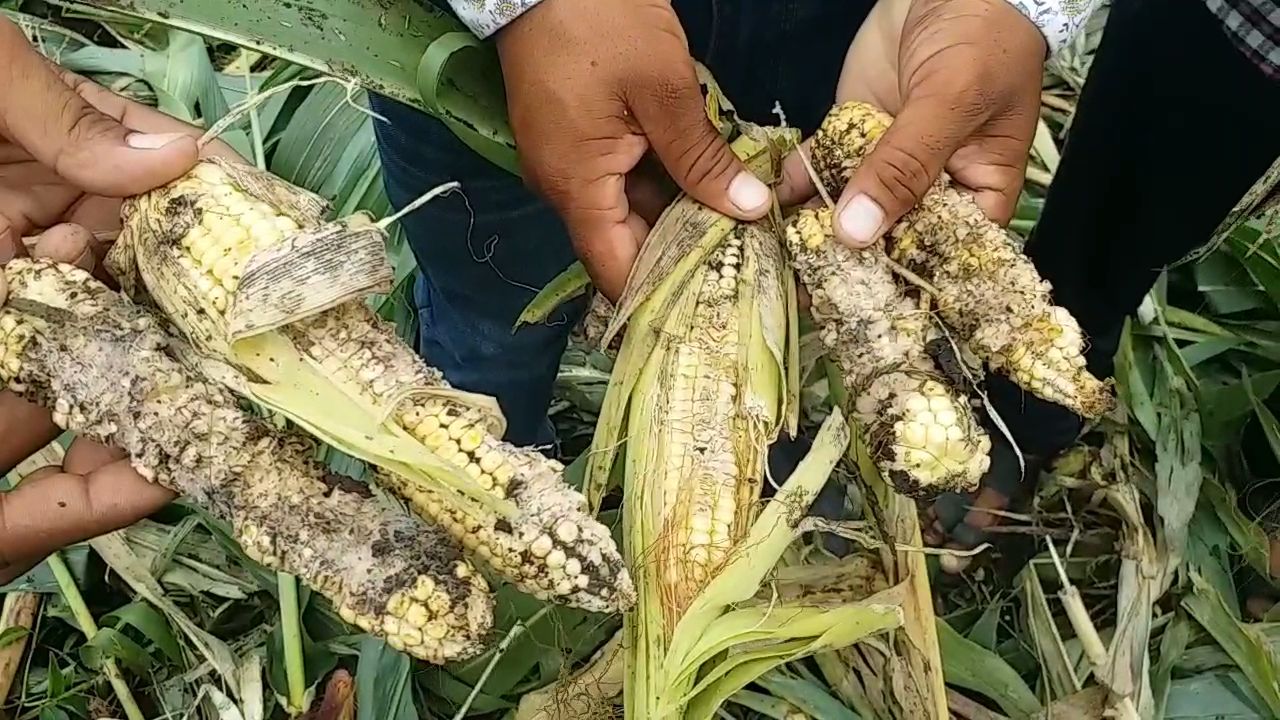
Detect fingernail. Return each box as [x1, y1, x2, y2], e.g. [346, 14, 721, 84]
[728, 171, 770, 214]
[838, 194, 886, 247]
[126, 132, 187, 149]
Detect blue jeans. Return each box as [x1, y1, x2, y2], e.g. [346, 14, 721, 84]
[370, 0, 872, 446]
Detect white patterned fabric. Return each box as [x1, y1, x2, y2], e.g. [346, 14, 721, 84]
[446, 0, 1101, 53]
[1000, 0, 1104, 52]
[446, 0, 544, 38]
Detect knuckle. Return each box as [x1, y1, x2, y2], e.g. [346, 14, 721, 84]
[872, 145, 936, 202]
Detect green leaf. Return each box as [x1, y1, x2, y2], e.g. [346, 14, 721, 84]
[0, 546, 91, 594]
[938, 619, 1042, 719]
[1199, 370, 1280, 446]
[1225, 229, 1280, 312]
[0, 625, 31, 650]
[103, 601, 183, 666]
[267, 600, 337, 701]
[1181, 573, 1280, 717]
[514, 262, 592, 331]
[63, 0, 516, 171]
[1194, 250, 1271, 315]
[80, 627, 154, 675]
[1115, 322, 1158, 440]
[1152, 610, 1191, 719]
[1153, 347, 1202, 567]
[751, 669, 862, 720]
[355, 636, 418, 720]
[1164, 671, 1278, 719]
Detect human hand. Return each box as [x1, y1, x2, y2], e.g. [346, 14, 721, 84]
[0, 16, 239, 271]
[494, 0, 773, 302]
[0, 420, 176, 585]
[778, 0, 1046, 246]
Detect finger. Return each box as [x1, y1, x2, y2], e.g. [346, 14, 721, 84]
[0, 217, 17, 263]
[0, 175, 82, 251]
[0, 459, 174, 568]
[0, 392, 60, 476]
[944, 144, 1026, 225]
[834, 97, 983, 247]
[63, 436, 127, 475]
[630, 70, 770, 221]
[31, 223, 96, 272]
[0, 20, 198, 197]
[566, 196, 645, 305]
[624, 156, 679, 228]
[776, 139, 819, 209]
[52, 64, 242, 163]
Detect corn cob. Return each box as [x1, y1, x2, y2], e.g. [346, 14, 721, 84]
[108, 159, 635, 614]
[808, 101, 1114, 419]
[783, 207, 990, 497]
[651, 229, 756, 623]
[108, 157, 394, 353]
[0, 258, 494, 664]
[278, 302, 633, 613]
[602, 216, 790, 632]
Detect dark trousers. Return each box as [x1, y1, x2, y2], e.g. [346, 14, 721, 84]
[988, 0, 1280, 455]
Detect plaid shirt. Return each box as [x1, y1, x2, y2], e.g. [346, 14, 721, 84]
[1204, 0, 1280, 79]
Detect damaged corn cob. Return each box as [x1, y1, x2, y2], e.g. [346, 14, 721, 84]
[808, 101, 1114, 419]
[280, 304, 633, 614]
[109, 157, 394, 353]
[107, 159, 635, 614]
[640, 226, 767, 624]
[587, 196, 795, 633]
[784, 207, 990, 497]
[0, 258, 493, 664]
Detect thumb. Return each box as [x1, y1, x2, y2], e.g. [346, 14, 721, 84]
[630, 74, 771, 221]
[833, 97, 980, 247]
[0, 20, 197, 197]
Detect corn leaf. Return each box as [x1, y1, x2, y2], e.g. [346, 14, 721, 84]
[514, 263, 591, 331]
[937, 619, 1041, 719]
[62, 0, 516, 171]
[1181, 572, 1280, 717]
[682, 600, 903, 720]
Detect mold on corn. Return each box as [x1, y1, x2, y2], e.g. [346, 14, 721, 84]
[617, 221, 788, 629]
[0, 258, 494, 664]
[106, 158, 635, 616]
[108, 157, 393, 352]
[783, 207, 991, 497]
[279, 301, 635, 614]
[167, 162, 305, 308]
[653, 230, 754, 621]
[809, 101, 1114, 420]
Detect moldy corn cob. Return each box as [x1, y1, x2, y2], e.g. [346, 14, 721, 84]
[784, 207, 990, 497]
[281, 302, 634, 614]
[108, 157, 394, 353]
[809, 101, 1114, 420]
[107, 158, 635, 615]
[0, 258, 493, 664]
[604, 216, 792, 630]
